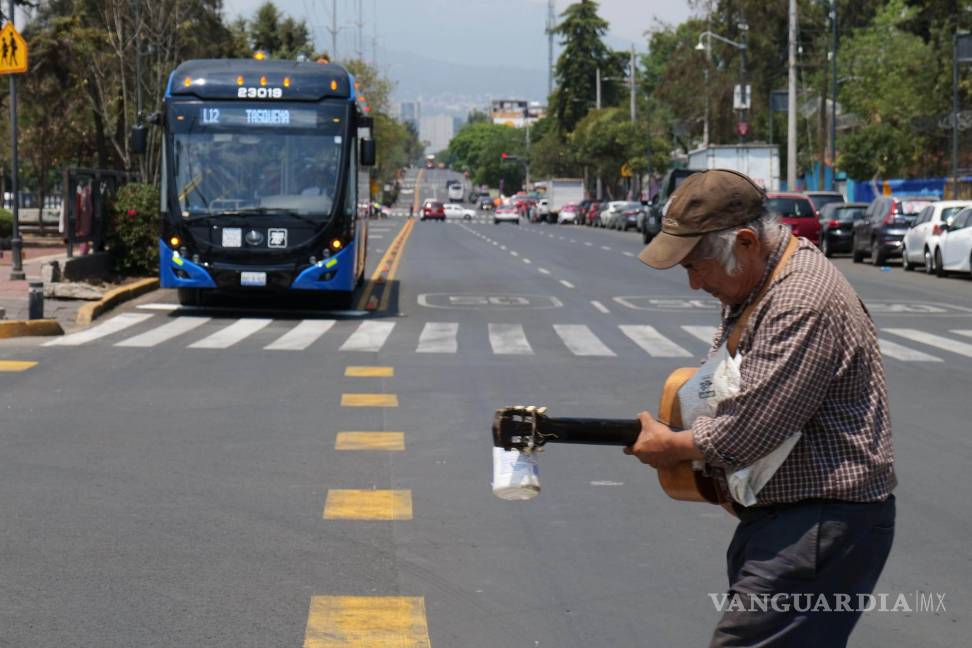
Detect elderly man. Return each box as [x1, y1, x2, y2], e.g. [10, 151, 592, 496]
[624, 169, 896, 647]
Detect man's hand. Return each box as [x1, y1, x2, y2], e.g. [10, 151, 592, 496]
[623, 410, 703, 468]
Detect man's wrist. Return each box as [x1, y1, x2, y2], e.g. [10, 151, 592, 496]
[673, 429, 705, 461]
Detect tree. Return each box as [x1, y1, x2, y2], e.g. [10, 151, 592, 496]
[549, 0, 623, 133]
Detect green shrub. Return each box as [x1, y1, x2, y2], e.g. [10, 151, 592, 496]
[109, 182, 160, 277]
[0, 208, 12, 238]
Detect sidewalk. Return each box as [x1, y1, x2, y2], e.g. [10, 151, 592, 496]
[0, 245, 86, 327]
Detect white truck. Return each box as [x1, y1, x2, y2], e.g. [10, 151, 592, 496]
[686, 145, 781, 191]
[539, 178, 585, 223]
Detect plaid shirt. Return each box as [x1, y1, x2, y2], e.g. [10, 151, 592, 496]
[692, 235, 897, 505]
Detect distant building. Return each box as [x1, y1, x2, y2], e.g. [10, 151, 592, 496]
[491, 99, 545, 128]
[420, 115, 454, 154]
[399, 101, 420, 128]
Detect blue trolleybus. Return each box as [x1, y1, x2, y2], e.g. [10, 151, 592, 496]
[156, 59, 375, 307]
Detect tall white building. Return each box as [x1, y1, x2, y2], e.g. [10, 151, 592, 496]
[419, 115, 454, 154]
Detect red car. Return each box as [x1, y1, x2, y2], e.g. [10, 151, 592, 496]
[585, 201, 601, 226]
[421, 200, 445, 221]
[765, 192, 821, 245]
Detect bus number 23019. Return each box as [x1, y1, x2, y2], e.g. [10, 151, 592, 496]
[238, 87, 283, 99]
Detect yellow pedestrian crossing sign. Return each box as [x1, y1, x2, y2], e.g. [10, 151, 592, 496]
[0, 22, 27, 75]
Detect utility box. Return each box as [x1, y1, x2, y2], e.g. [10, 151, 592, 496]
[687, 144, 781, 191]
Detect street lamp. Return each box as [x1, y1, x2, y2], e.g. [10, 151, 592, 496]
[953, 32, 972, 198]
[696, 27, 749, 144]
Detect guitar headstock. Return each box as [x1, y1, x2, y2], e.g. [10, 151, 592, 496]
[493, 405, 551, 451]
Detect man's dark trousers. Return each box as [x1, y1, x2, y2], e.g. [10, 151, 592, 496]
[710, 496, 895, 647]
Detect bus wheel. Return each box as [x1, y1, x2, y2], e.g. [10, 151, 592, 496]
[177, 288, 203, 306]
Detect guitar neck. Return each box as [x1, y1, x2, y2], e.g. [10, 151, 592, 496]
[536, 417, 642, 447]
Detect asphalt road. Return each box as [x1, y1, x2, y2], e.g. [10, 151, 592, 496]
[1, 167, 969, 647]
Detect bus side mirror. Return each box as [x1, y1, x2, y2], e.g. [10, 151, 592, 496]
[131, 124, 148, 155]
[360, 139, 376, 167]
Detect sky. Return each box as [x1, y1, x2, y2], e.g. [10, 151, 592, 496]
[221, 1, 700, 107]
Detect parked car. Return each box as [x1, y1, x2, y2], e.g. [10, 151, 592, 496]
[478, 196, 494, 211]
[599, 201, 629, 229]
[818, 202, 867, 257]
[643, 168, 700, 243]
[443, 203, 475, 220]
[536, 199, 550, 220]
[557, 203, 581, 224]
[493, 205, 520, 225]
[584, 201, 601, 226]
[617, 202, 644, 231]
[933, 206, 972, 278]
[805, 191, 846, 216]
[765, 193, 822, 245]
[421, 200, 445, 221]
[853, 195, 935, 265]
[901, 200, 972, 273]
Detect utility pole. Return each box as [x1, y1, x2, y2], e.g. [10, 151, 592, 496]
[546, 0, 555, 100]
[324, 0, 339, 60]
[8, 0, 24, 280]
[703, 10, 711, 148]
[371, 0, 377, 66]
[830, 0, 838, 191]
[787, 0, 798, 190]
[630, 45, 637, 198]
[356, 0, 364, 61]
[595, 67, 602, 200]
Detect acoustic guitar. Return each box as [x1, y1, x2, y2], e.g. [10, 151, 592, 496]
[492, 366, 734, 508]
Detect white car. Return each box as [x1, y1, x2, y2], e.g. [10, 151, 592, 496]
[934, 206, 972, 278]
[443, 203, 475, 220]
[493, 205, 520, 225]
[537, 199, 550, 217]
[598, 201, 628, 228]
[902, 200, 972, 273]
[557, 203, 580, 224]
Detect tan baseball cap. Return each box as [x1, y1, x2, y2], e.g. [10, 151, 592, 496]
[639, 169, 767, 269]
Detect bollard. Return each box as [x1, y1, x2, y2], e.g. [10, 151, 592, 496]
[28, 281, 44, 320]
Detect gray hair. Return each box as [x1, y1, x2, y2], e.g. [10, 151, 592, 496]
[693, 209, 783, 276]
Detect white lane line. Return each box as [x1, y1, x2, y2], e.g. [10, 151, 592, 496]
[370, 235, 384, 239]
[619, 325, 693, 357]
[510, 251, 519, 257]
[45, 313, 155, 346]
[116, 316, 211, 347]
[500, 245, 507, 250]
[488, 323, 534, 355]
[538, 268, 551, 275]
[601, 245, 611, 251]
[522, 258, 532, 264]
[188, 318, 273, 349]
[570, 239, 576, 243]
[877, 339, 942, 362]
[136, 303, 180, 311]
[416, 322, 459, 354]
[584, 242, 593, 246]
[591, 300, 610, 314]
[623, 251, 635, 257]
[559, 280, 575, 289]
[682, 325, 719, 345]
[264, 320, 336, 350]
[554, 325, 616, 356]
[883, 328, 972, 358]
[339, 321, 396, 352]
[950, 329, 972, 339]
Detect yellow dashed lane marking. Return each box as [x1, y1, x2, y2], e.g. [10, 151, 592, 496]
[0, 361, 37, 372]
[344, 366, 394, 378]
[303, 596, 431, 648]
[341, 393, 398, 407]
[336, 432, 405, 451]
[323, 490, 413, 520]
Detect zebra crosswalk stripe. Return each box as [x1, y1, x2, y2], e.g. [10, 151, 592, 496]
[339, 321, 396, 352]
[488, 323, 533, 355]
[44, 313, 154, 346]
[188, 318, 273, 349]
[883, 328, 972, 358]
[950, 329, 972, 340]
[553, 324, 615, 356]
[264, 320, 336, 350]
[416, 322, 458, 353]
[681, 325, 719, 345]
[619, 325, 692, 357]
[115, 316, 211, 347]
[877, 338, 942, 362]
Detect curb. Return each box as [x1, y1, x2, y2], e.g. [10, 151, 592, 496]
[0, 319, 64, 339]
[76, 277, 159, 326]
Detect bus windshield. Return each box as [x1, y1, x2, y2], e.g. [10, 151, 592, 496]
[169, 102, 348, 223]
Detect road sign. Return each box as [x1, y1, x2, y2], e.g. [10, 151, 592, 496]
[736, 121, 750, 137]
[620, 162, 632, 178]
[0, 22, 28, 75]
[733, 84, 751, 110]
